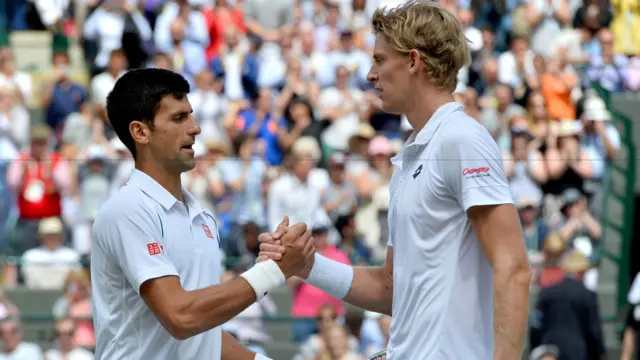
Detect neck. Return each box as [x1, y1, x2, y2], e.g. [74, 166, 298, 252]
[108, 68, 120, 77]
[59, 346, 72, 355]
[135, 159, 184, 202]
[405, 87, 455, 133]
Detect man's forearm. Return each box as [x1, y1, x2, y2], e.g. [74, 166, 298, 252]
[221, 330, 257, 360]
[493, 267, 530, 360]
[343, 266, 393, 315]
[173, 278, 257, 339]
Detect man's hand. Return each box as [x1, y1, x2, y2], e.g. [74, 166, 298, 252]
[257, 217, 316, 279]
[256, 217, 290, 262]
[274, 223, 315, 278]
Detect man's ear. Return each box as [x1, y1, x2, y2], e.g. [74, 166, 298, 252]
[130, 121, 152, 145]
[408, 49, 422, 75]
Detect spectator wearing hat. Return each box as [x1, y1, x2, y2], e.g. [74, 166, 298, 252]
[6, 124, 71, 255]
[353, 135, 392, 201]
[345, 122, 375, 180]
[516, 195, 550, 256]
[558, 188, 602, 251]
[580, 94, 620, 216]
[530, 250, 605, 360]
[21, 217, 81, 290]
[322, 152, 358, 223]
[289, 210, 351, 343]
[537, 232, 567, 288]
[72, 144, 112, 255]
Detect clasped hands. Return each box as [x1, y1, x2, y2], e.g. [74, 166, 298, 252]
[256, 216, 316, 279]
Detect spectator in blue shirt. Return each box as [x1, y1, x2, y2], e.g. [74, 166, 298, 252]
[40, 52, 86, 137]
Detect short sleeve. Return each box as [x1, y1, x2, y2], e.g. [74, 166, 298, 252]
[93, 203, 179, 294]
[441, 124, 514, 211]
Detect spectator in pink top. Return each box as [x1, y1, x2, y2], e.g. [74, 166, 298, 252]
[290, 210, 351, 343]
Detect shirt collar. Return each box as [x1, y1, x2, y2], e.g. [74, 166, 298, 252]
[129, 169, 204, 216]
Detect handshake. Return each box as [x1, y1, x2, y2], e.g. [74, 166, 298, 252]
[256, 216, 317, 279]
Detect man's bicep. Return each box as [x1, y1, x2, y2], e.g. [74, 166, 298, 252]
[139, 275, 184, 331]
[468, 203, 527, 267]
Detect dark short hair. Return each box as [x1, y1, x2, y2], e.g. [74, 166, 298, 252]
[106, 68, 190, 158]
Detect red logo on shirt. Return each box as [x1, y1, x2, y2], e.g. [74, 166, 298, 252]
[202, 224, 214, 240]
[147, 242, 163, 256]
[462, 167, 490, 176]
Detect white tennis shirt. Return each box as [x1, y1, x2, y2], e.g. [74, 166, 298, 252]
[91, 170, 223, 360]
[386, 102, 513, 359]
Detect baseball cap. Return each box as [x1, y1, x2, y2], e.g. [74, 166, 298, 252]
[368, 136, 391, 156]
[516, 194, 539, 209]
[328, 152, 347, 167]
[310, 210, 331, 233]
[38, 217, 63, 236]
[583, 96, 611, 121]
[30, 124, 51, 142]
[87, 144, 107, 161]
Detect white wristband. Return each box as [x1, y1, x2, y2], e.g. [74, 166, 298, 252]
[240, 260, 286, 301]
[254, 354, 272, 360]
[306, 253, 354, 300]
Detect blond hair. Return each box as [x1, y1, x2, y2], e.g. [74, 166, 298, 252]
[372, 1, 471, 91]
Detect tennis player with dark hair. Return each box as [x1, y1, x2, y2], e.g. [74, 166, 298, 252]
[258, 2, 531, 360]
[91, 68, 314, 360]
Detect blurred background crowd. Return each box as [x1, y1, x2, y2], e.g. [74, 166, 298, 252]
[0, 0, 636, 358]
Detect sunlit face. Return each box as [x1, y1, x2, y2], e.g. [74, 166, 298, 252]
[367, 36, 411, 114]
[133, 95, 201, 175]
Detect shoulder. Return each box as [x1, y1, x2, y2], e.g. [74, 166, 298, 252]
[93, 184, 155, 236]
[437, 112, 495, 149]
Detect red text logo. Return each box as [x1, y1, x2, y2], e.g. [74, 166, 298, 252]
[147, 242, 163, 256]
[462, 167, 490, 176]
[202, 224, 214, 239]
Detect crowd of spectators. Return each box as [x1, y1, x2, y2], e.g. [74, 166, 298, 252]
[0, 0, 634, 358]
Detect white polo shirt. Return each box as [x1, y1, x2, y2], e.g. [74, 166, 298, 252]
[91, 170, 223, 360]
[386, 102, 513, 360]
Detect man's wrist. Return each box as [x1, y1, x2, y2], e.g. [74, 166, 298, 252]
[306, 253, 354, 300]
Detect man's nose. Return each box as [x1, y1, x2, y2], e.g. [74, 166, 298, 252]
[188, 115, 201, 136]
[367, 70, 377, 83]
